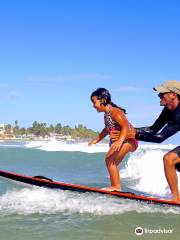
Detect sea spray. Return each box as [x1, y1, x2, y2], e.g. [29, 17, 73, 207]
[0, 188, 179, 216]
[121, 147, 180, 198]
[24, 140, 178, 153]
[25, 140, 109, 153]
[1, 141, 180, 214]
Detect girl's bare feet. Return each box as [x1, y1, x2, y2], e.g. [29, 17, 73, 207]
[101, 186, 121, 192]
[172, 197, 180, 202]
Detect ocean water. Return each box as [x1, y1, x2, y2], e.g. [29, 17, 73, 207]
[0, 140, 180, 240]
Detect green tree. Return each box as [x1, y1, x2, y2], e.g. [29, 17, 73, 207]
[19, 128, 26, 135]
[55, 123, 62, 134]
[14, 120, 20, 135]
[61, 125, 72, 135]
[30, 121, 49, 137]
[5, 124, 12, 134]
[9, 120, 98, 139]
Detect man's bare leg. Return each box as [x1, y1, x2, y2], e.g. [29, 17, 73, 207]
[163, 152, 180, 202]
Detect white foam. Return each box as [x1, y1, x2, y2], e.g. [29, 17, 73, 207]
[0, 143, 24, 148]
[25, 140, 109, 153]
[24, 140, 178, 153]
[122, 147, 180, 198]
[0, 188, 179, 216]
[139, 144, 178, 151]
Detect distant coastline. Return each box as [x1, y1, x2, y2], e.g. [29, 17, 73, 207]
[0, 121, 99, 142]
[0, 121, 178, 145]
[0, 135, 108, 143]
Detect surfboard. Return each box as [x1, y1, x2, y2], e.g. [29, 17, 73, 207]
[0, 169, 180, 207]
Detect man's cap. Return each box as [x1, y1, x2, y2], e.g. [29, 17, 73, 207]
[153, 80, 180, 95]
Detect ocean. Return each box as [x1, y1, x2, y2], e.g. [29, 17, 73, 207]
[0, 140, 180, 240]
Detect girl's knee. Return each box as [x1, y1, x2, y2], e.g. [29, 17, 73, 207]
[105, 156, 115, 166]
[105, 156, 110, 166]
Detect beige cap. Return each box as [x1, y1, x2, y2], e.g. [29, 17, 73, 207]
[153, 80, 180, 95]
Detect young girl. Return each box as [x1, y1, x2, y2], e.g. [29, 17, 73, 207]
[89, 88, 138, 191]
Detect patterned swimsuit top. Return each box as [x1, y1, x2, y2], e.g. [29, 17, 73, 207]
[104, 105, 120, 134]
[104, 105, 132, 134]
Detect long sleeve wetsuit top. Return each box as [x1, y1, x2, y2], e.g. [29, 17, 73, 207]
[135, 103, 180, 143]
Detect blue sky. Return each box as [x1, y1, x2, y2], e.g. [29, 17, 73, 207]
[0, 0, 179, 143]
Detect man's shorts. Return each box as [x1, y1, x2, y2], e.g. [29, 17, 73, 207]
[170, 146, 180, 171]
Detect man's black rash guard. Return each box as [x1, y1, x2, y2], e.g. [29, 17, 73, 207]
[135, 103, 180, 143]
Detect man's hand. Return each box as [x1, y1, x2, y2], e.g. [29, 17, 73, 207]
[128, 127, 136, 139]
[110, 128, 136, 142]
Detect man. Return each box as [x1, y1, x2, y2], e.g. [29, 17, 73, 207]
[111, 80, 180, 201]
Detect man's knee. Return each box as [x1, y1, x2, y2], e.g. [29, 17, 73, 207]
[163, 152, 177, 167]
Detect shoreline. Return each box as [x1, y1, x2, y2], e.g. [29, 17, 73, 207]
[0, 138, 178, 149]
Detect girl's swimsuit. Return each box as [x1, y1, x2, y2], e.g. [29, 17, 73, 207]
[104, 106, 121, 134]
[104, 105, 138, 147]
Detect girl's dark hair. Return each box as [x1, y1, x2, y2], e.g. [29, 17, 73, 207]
[178, 94, 180, 101]
[91, 88, 126, 114]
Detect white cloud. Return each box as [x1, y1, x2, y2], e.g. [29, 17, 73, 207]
[25, 76, 64, 86]
[8, 91, 20, 99]
[113, 86, 146, 92]
[25, 73, 112, 86]
[76, 73, 112, 81]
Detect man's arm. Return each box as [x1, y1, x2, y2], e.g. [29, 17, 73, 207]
[110, 108, 169, 142]
[136, 107, 168, 134]
[135, 124, 179, 143]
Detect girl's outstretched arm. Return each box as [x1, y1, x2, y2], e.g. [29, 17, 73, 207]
[88, 128, 108, 145]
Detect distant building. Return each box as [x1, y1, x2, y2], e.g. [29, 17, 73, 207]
[0, 124, 14, 139]
[0, 124, 5, 135]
